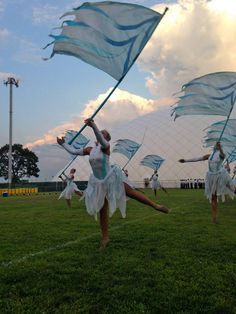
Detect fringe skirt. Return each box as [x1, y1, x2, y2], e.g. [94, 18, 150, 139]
[83, 165, 126, 219]
[205, 168, 235, 202]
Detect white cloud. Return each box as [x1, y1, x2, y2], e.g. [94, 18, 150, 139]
[32, 5, 62, 25]
[137, 0, 236, 97]
[12, 38, 43, 64]
[0, 72, 21, 81]
[25, 88, 173, 149]
[0, 28, 10, 44]
[0, 1, 5, 13]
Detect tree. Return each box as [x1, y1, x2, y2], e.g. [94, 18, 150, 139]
[0, 144, 40, 183]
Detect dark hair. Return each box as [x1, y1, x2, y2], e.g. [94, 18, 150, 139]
[102, 129, 111, 141]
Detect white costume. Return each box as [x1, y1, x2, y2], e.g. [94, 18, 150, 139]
[62, 143, 126, 219]
[59, 173, 81, 200]
[205, 150, 235, 202]
[150, 174, 161, 190]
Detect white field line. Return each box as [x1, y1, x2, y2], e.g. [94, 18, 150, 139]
[1, 212, 163, 268]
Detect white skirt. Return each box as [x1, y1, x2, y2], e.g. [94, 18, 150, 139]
[83, 165, 126, 219]
[59, 182, 81, 200]
[151, 180, 161, 190]
[205, 168, 235, 202]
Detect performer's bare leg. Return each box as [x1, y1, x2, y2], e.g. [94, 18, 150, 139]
[99, 198, 110, 248]
[124, 183, 170, 213]
[154, 189, 157, 197]
[211, 194, 218, 224]
[75, 190, 83, 197]
[66, 199, 71, 208]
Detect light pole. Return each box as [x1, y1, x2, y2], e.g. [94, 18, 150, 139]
[4, 77, 19, 189]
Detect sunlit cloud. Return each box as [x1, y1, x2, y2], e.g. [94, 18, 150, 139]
[25, 88, 173, 149]
[137, 0, 236, 97]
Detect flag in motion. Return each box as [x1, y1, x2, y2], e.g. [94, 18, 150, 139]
[112, 139, 141, 160]
[63, 130, 89, 151]
[171, 72, 236, 120]
[203, 119, 236, 162]
[140, 155, 165, 171]
[45, 1, 167, 81]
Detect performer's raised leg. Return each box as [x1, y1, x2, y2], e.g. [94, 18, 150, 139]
[124, 182, 170, 213]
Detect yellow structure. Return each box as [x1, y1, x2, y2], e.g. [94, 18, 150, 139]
[0, 187, 38, 196]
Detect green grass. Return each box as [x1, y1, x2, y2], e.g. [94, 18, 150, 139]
[0, 189, 235, 313]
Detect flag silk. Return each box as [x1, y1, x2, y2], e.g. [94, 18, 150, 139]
[46, 1, 165, 81]
[140, 155, 165, 171]
[171, 72, 236, 120]
[64, 130, 89, 150]
[203, 119, 236, 151]
[112, 139, 141, 160]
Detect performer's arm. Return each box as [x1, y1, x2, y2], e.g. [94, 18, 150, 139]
[84, 119, 109, 149]
[57, 137, 90, 155]
[179, 154, 210, 163]
[58, 174, 66, 182]
[216, 142, 225, 160]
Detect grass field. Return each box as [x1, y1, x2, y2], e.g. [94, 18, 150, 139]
[0, 189, 235, 313]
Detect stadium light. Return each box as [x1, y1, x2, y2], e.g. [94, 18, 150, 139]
[4, 77, 19, 189]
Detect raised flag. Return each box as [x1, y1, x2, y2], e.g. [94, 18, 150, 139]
[45, 1, 167, 81]
[140, 155, 165, 171]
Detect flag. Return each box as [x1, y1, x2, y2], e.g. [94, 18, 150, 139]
[45, 1, 166, 81]
[112, 138, 141, 160]
[64, 130, 89, 150]
[171, 72, 236, 120]
[140, 154, 165, 171]
[203, 119, 236, 161]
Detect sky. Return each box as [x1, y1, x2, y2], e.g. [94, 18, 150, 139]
[0, 0, 236, 181]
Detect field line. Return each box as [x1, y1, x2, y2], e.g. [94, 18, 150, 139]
[1, 212, 163, 268]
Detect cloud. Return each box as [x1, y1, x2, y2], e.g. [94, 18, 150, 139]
[12, 38, 43, 64]
[137, 0, 236, 97]
[0, 1, 5, 13]
[32, 4, 62, 26]
[0, 72, 21, 81]
[0, 28, 10, 44]
[25, 88, 173, 149]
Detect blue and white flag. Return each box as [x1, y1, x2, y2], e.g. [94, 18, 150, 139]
[171, 72, 236, 120]
[203, 119, 236, 162]
[64, 130, 89, 150]
[140, 154, 165, 171]
[112, 138, 141, 160]
[203, 119, 236, 148]
[45, 1, 166, 81]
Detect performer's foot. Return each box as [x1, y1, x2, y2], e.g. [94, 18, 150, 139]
[156, 205, 171, 214]
[100, 238, 110, 250]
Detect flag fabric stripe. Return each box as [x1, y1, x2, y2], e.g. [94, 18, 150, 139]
[46, 1, 164, 81]
[172, 72, 236, 120]
[140, 155, 165, 171]
[112, 139, 141, 160]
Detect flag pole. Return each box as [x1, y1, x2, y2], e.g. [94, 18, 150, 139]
[122, 127, 147, 171]
[218, 93, 235, 142]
